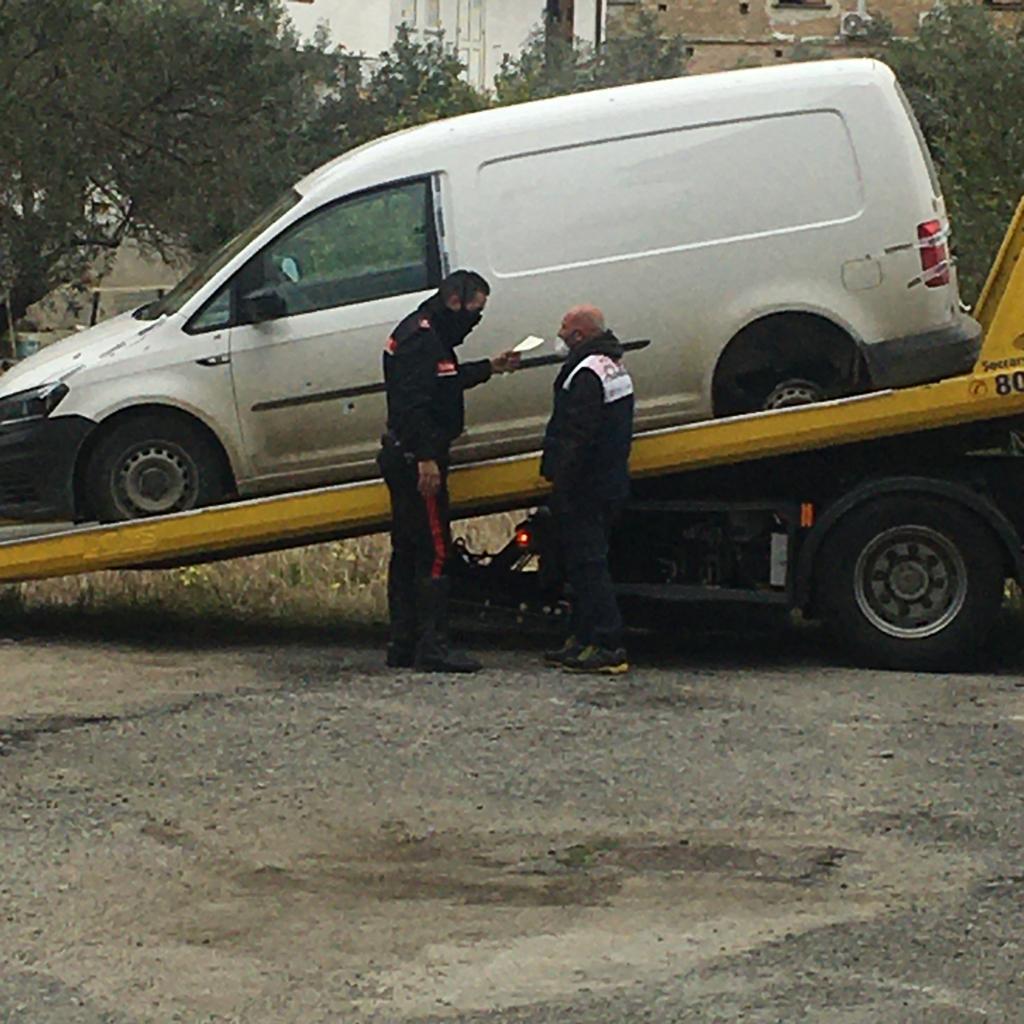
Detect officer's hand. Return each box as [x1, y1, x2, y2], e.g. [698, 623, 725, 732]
[417, 459, 442, 498]
[491, 350, 521, 375]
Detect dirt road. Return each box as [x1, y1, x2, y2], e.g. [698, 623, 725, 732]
[1, 615, 1022, 1023]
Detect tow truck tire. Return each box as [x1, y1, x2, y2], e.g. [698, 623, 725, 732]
[818, 497, 1005, 671]
[86, 413, 228, 523]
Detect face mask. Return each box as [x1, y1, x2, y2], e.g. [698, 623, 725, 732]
[440, 307, 483, 344]
[457, 309, 483, 334]
[553, 336, 570, 359]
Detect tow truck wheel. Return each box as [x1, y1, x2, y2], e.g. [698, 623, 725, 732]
[86, 414, 228, 522]
[819, 497, 1005, 671]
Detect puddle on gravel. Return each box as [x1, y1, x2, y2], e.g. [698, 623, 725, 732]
[209, 831, 854, 920]
[31, 823, 967, 1024]
[232, 857, 622, 909]
[532, 837, 850, 883]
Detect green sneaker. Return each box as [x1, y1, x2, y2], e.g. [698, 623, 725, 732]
[563, 645, 630, 675]
[544, 635, 584, 666]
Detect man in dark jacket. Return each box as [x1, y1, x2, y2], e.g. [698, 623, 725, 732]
[379, 270, 519, 672]
[541, 305, 635, 674]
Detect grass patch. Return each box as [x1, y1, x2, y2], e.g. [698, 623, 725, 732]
[0, 513, 523, 630]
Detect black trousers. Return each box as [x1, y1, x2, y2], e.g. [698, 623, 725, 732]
[378, 445, 451, 647]
[559, 497, 624, 651]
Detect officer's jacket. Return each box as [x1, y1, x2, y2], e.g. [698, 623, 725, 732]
[541, 331, 635, 504]
[383, 297, 492, 462]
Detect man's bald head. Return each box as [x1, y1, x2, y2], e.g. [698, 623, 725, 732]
[558, 305, 607, 350]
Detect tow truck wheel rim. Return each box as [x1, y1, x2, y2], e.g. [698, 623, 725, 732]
[853, 525, 968, 640]
[115, 443, 196, 517]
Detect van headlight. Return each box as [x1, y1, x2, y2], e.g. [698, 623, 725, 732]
[0, 383, 69, 426]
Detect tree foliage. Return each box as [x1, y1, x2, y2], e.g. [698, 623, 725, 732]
[495, 11, 690, 104]
[357, 26, 487, 135]
[869, 3, 1024, 302]
[0, 0, 339, 332]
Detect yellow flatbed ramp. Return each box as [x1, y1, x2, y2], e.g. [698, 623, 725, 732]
[2, 198, 1023, 586]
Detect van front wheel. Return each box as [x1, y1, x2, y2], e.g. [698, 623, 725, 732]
[86, 414, 228, 522]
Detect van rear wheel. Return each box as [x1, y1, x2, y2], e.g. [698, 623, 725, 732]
[762, 377, 826, 411]
[86, 414, 228, 522]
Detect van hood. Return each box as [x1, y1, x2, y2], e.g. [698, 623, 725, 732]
[0, 312, 162, 396]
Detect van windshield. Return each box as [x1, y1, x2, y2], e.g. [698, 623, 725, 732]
[135, 190, 302, 320]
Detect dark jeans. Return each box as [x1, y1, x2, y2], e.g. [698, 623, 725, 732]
[559, 497, 624, 651]
[378, 445, 451, 648]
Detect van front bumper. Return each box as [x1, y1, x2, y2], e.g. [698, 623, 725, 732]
[0, 415, 94, 522]
[863, 312, 982, 390]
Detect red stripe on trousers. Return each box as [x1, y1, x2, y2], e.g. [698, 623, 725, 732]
[424, 494, 446, 579]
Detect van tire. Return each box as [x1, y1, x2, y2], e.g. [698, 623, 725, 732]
[712, 313, 862, 417]
[818, 497, 1004, 671]
[86, 414, 228, 523]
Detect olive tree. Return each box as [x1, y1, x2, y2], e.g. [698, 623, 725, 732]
[0, 0, 340, 336]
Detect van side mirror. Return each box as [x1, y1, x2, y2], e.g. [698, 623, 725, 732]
[240, 287, 287, 325]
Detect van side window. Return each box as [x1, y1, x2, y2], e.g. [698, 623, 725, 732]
[237, 179, 439, 324]
[188, 284, 232, 334]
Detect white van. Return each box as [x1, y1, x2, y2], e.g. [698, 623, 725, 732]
[0, 59, 979, 521]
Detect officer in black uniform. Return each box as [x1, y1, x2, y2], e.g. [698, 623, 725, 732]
[541, 305, 635, 675]
[379, 270, 519, 672]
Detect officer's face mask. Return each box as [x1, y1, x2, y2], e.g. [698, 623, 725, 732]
[440, 293, 484, 345]
[453, 309, 483, 339]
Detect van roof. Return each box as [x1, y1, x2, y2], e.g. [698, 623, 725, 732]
[296, 58, 893, 200]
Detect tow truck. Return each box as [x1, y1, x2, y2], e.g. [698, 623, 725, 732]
[3, 199, 1024, 671]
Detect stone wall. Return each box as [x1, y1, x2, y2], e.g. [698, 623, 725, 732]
[26, 241, 183, 339]
[607, 1, 1024, 74]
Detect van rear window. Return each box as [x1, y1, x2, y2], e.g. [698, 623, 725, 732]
[480, 111, 864, 276]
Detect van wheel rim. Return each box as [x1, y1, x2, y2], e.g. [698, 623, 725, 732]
[854, 525, 967, 640]
[763, 379, 824, 410]
[116, 444, 196, 516]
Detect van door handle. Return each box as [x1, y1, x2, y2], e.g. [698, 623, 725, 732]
[196, 355, 231, 367]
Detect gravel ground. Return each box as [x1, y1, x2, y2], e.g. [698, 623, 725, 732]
[1, 612, 1022, 1023]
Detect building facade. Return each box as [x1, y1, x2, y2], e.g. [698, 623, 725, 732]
[285, 0, 605, 89]
[606, 1, 1024, 74]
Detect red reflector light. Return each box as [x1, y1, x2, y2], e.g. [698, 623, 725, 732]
[514, 529, 532, 548]
[917, 219, 950, 288]
[800, 503, 815, 528]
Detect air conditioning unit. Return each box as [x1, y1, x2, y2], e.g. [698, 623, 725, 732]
[840, 11, 873, 38]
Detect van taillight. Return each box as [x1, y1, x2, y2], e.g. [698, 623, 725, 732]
[918, 219, 950, 288]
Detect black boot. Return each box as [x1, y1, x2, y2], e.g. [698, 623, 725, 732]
[386, 642, 415, 669]
[386, 563, 417, 668]
[414, 577, 481, 673]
